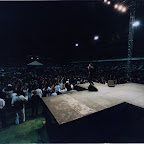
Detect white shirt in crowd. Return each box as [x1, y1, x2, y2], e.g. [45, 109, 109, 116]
[105, 82, 108, 86]
[71, 84, 74, 90]
[77, 81, 80, 84]
[55, 85, 60, 92]
[60, 83, 63, 90]
[48, 87, 52, 91]
[36, 88, 43, 98]
[0, 98, 5, 109]
[59, 88, 67, 93]
[51, 92, 57, 96]
[12, 93, 17, 98]
[11, 95, 28, 105]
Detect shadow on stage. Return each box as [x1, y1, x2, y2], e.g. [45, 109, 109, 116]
[43, 102, 144, 142]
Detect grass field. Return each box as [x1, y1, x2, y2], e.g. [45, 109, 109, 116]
[0, 103, 49, 143]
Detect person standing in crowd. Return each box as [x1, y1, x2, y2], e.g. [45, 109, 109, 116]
[65, 80, 72, 91]
[12, 88, 18, 98]
[36, 86, 43, 98]
[59, 84, 67, 94]
[55, 82, 61, 95]
[88, 63, 94, 85]
[31, 91, 41, 117]
[5, 84, 13, 107]
[11, 91, 28, 125]
[0, 97, 6, 128]
[27, 87, 33, 100]
[42, 86, 50, 97]
[51, 88, 57, 96]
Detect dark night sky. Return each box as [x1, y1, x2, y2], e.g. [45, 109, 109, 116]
[0, 1, 144, 65]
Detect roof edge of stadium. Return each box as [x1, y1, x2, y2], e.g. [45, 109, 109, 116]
[71, 57, 144, 63]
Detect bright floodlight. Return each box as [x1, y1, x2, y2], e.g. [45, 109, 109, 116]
[94, 36, 99, 40]
[118, 5, 123, 10]
[132, 21, 140, 27]
[31, 57, 33, 59]
[107, 1, 111, 5]
[104, 0, 107, 3]
[75, 43, 79, 47]
[122, 7, 127, 12]
[114, 4, 118, 9]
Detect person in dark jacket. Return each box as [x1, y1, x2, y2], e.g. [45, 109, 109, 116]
[31, 90, 41, 117]
[88, 63, 94, 85]
[11, 91, 28, 125]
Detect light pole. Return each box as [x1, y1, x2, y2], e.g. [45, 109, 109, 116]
[127, 0, 136, 82]
[102, 0, 140, 82]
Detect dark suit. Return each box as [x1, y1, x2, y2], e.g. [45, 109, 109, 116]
[88, 66, 94, 84]
[31, 94, 41, 117]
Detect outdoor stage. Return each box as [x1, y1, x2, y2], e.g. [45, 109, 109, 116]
[42, 82, 144, 125]
[42, 82, 144, 142]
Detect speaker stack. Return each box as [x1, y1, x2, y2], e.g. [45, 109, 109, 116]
[108, 80, 115, 87]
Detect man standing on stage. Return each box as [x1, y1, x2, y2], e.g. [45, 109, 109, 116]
[88, 63, 94, 85]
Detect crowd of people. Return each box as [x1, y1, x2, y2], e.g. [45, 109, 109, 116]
[0, 60, 144, 128]
[0, 67, 81, 128]
[69, 60, 144, 84]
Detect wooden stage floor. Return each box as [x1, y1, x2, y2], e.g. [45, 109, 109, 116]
[42, 82, 144, 125]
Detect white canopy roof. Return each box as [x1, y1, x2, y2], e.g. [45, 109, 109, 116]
[27, 61, 43, 66]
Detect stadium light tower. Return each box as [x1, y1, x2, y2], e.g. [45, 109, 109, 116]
[127, 0, 136, 82]
[102, 0, 140, 82]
